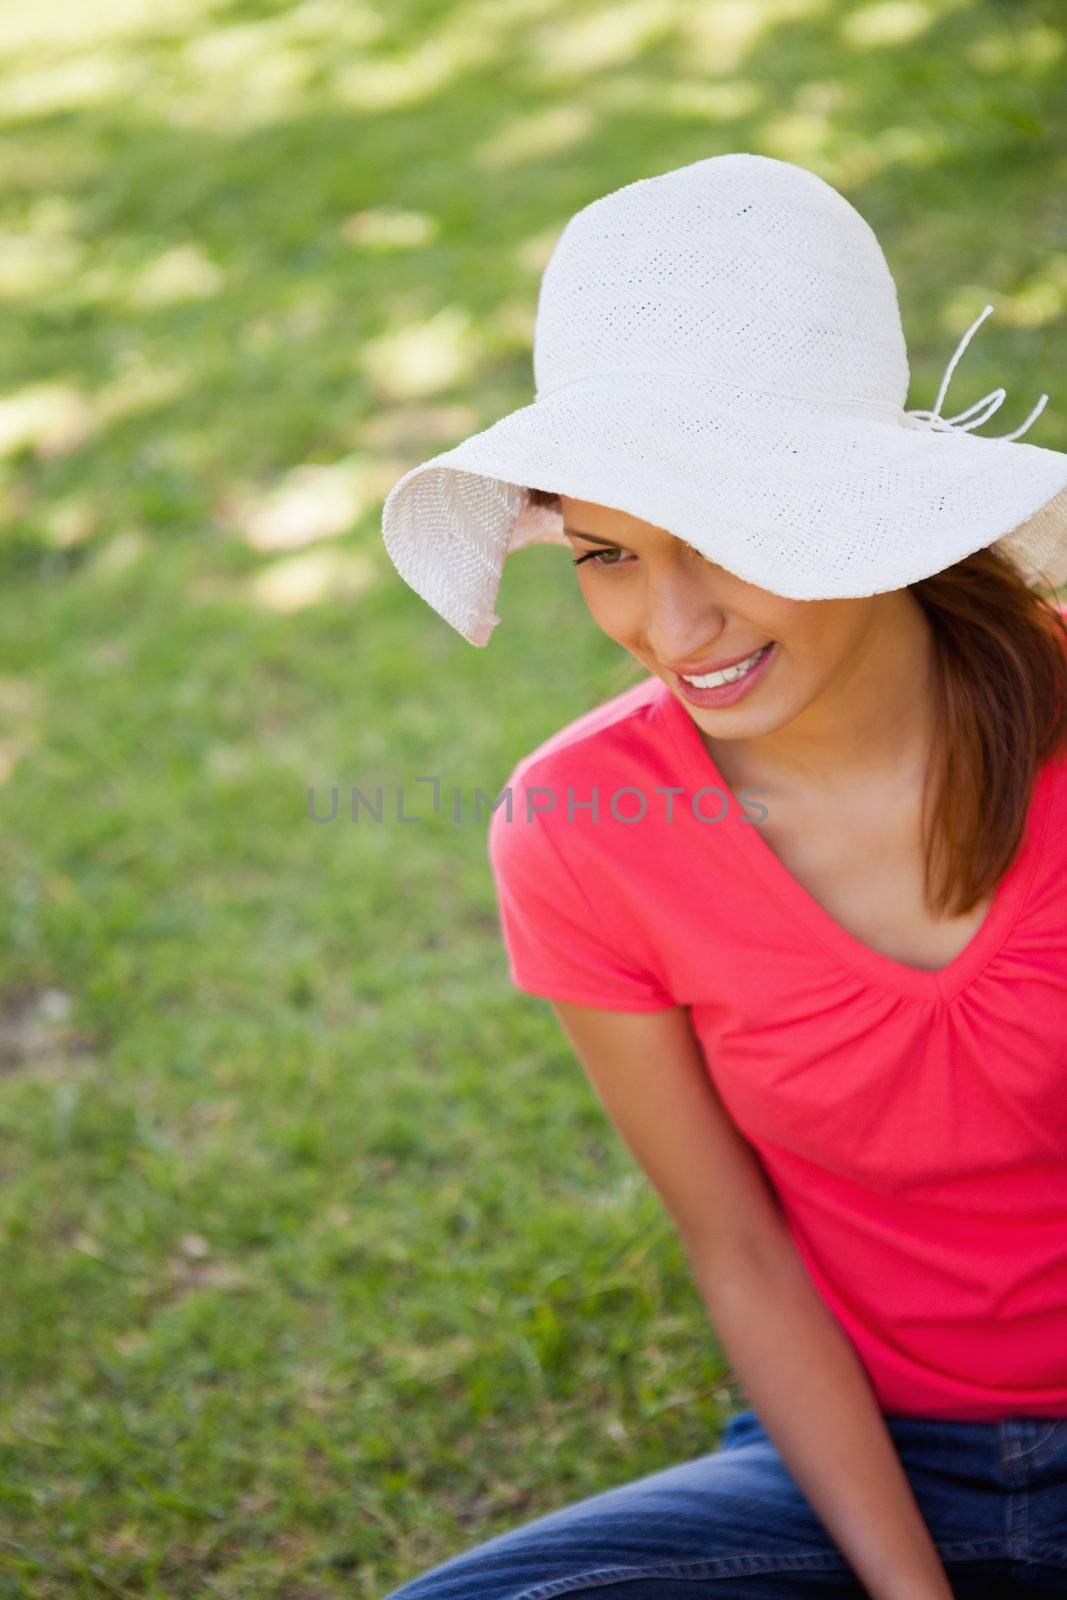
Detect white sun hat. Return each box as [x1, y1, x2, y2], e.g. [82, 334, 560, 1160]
[380, 152, 1067, 647]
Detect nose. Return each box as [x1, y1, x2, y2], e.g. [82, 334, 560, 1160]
[644, 563, 726, 667]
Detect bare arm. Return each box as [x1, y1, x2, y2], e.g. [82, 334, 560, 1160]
[549, 999, 954, 1600]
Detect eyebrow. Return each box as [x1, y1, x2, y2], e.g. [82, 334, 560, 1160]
[562, 527, 623, 546]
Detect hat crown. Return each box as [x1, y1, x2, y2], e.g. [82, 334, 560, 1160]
[533, 153, 910, 408]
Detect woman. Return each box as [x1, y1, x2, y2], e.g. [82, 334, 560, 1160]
[379, 155, 1067, 1598]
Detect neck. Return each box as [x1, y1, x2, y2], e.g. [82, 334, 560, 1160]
[705, 594, 938, 797]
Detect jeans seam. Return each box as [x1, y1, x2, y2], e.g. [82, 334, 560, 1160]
[509, 1541, 1010, 1600]
[513, 1552, 850, 1599]
[1021, 1544, 1067, 1567]
[1013, 1486, 1030, 1560]
[1001, 1429, 1017, 1480]
[1017, 1420, 1067, 1468]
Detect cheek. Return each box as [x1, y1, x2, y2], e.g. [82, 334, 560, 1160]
[778, 647, 842, 707]
[579, 580, 635, 636]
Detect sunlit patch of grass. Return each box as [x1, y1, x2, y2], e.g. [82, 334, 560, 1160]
[249, 546, 378, 611]
[363, 307, 483, 403]
[965, 23, 1064, 74]
[217, 457, 379, 552]
[840, 0, 939, 50]
[0, 383, 95, 459]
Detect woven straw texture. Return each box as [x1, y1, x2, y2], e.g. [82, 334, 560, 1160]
[381, 152, 1067, 646]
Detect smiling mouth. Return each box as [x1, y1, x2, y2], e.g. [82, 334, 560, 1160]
[676, 644, 771, 688]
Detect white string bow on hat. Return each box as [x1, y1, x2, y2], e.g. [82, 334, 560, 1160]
[905, 303, 1049, 442]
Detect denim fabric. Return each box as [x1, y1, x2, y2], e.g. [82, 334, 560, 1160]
[380, 1409, 1067, 1599]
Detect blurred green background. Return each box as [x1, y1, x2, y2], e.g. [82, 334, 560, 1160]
[0, 0, 1065, 1594]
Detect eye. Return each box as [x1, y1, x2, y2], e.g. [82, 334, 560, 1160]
[571, 546, 632, 569]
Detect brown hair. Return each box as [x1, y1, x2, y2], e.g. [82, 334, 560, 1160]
[523, 485, 1067, 918]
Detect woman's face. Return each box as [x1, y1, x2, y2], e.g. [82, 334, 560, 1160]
[559, 494, 890, 741]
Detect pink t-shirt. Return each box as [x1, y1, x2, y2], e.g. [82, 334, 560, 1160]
[487, 665, 1067, 1421]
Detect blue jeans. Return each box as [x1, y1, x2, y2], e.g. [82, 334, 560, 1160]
[380, 1409, 1067, 1598]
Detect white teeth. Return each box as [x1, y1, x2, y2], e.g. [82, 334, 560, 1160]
[682, 646, 766, 689]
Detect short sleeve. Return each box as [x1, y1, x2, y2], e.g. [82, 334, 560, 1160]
[486, 792, 677, 1012]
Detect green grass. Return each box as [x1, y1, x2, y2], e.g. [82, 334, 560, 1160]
[1, 0, 1066, 1593]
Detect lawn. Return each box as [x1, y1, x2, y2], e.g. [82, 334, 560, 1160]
[0, 0, 1065, 1594]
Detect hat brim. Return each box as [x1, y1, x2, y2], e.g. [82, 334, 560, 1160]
[381, 370, 1067, 646]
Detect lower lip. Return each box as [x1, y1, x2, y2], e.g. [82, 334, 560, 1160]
[673, 642, 776, 707]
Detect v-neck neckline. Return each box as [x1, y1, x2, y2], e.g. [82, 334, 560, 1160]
[653, 678, 1054, 1005]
